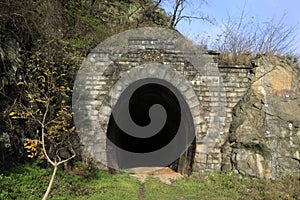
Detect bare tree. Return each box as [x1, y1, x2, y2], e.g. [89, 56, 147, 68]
[157, 0, 214, 28]
[171, 0, 212, 27]
[215, 8, 299, 58]
[255, 14, 298, 55]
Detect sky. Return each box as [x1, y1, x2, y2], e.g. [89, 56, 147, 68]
[161, 0, 300, 56]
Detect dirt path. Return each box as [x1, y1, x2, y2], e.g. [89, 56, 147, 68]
[129, 167, 183, 185]
[137, 182, 145, 199]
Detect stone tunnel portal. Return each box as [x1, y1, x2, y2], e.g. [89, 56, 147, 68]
[106, 78, 196, 175]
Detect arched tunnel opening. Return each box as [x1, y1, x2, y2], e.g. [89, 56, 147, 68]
[106, 78, 196, 175]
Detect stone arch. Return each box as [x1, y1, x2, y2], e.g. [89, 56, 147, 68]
[73, 27, 227, 174]
[99, 63, 200, 174]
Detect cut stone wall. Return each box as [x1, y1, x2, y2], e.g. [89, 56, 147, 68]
[74, 37, 253, 173]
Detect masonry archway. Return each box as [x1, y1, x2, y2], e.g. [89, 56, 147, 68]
[106, 77, 196, 174]
[103, 63, 200, 175]
[72, 27, 227, 175]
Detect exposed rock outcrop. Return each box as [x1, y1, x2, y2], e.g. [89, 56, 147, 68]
[223, 55, 300, 179]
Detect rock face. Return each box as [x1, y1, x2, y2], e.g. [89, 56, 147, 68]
[223, 55, 300, 179]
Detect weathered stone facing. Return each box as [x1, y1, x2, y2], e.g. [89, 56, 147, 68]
[219, 66, 252, 132]
[75, 38, 254, 173]
[193, 65, 252, 172]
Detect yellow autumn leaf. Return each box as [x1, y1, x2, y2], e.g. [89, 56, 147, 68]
[9, 112, 15, 116]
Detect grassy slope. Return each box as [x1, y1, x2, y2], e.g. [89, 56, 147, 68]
[0, 164, 299, 200]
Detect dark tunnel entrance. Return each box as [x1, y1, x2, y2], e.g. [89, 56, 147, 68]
[106, 78, 196, 175]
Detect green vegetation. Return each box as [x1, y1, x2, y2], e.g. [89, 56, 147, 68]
[0, 1, 169, 198]
[0, 0, 168, 171]
[0, 164, 299, 200]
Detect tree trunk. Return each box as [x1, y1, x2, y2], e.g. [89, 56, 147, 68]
[42, 164, 58, 200]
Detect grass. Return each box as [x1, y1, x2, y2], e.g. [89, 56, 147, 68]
[0, 163, 299, 200]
